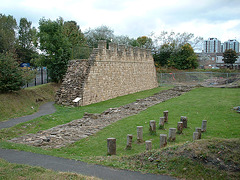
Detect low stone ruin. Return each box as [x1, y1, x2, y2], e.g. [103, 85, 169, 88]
[9, 86, 192, 149]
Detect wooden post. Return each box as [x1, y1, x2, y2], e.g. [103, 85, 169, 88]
[201, 120, 207, 132]
[195, 128, 202, 139]
[160, 134, 167, 148]
[163, 111, 168, 123]
[193, 132, 199, 140]
[137, 126, 143, 143]
[180, 116, 188, 128]
[177, 122, 183, 134]
[168, 128, 176, 142]
[145, 140, 152, 151]
[159, 117, 165, 129]
[149, 120, 156, 135]
[126, 134, 133, 150]
[107, 138, 116, 155]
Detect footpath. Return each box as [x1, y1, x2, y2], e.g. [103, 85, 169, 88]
[0, 102, 175, 180]
[0, 102, 56, 130]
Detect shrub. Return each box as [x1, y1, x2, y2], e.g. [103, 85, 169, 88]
[0, 54, 24, 92]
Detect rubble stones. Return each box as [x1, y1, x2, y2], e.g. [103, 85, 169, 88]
[9, 86, 193, 149]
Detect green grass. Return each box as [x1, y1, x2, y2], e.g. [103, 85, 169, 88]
[0, 158, 99, 180]
[92, 138, 240, 179]
[0, 83, 59, 122]
[0, 86, 239, 179]
[1, 87, 239, 157]
[0, 86, 170, 140]
[56, 87, 240, 158]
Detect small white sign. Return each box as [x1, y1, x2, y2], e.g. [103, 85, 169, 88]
[73, 97, 81, 103]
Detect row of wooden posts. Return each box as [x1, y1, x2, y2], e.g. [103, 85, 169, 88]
[107, 110, 207, 155]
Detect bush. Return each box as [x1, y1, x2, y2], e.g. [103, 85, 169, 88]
[0, 54, 24, 92]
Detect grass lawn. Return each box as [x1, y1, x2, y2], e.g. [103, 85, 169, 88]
[0, 86, 239, 179]
[0, 158, 99, 180]
[56, 87, 240, 158]
[0, 86, 170, 141]
[0, 83, 59, 122]
[1, 87, 239, 157]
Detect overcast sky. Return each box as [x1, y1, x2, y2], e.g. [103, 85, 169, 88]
[1, 0, 240, 43]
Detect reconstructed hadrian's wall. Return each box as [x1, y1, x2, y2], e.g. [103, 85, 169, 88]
[55, 40, 158, 106]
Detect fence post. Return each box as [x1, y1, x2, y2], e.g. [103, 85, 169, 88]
[160, 73, 162, 86]
[41, 67, 43, 84]
[47, 68, 48, 83]
[227, 73, 229, 84]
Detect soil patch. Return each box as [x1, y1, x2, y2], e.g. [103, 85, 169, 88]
[9, 86, 193, 149]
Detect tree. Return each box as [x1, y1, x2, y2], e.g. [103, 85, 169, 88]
[16, 18, 38, 63]
[0, 14, 17, 54]
[113, 35, 139, 47]
[168, 43, 198, 69]
[63, 21, 89, 59]
[84, 25, 114, 47]
[0, 53, 24, 92]
[38, 17, 71, 83]
[150, 31, 203, 50]
[136, 36, 153, 49]
[153, 43, 174, 67]
[223, 49, 238, 64]
[151, 31, 202, 69]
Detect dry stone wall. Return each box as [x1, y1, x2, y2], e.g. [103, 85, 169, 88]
[56, 40, 158, 106]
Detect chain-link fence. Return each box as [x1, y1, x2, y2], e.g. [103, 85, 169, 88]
[157, 72, 240, 87]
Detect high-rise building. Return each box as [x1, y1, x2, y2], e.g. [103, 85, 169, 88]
[223, 39, 239, 53]
[203, 38, 221, 53]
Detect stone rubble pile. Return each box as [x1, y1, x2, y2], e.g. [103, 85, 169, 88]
[9, 86, 193, 149]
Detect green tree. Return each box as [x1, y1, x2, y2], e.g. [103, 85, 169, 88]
[38, 17, 71, 83]
[136, 36, 153, 49]
[16, 18, 38, 63]
[0, 14, 17, 54]
[63, 21, 89, 59]
[153, 43, 174, 67]
[168, 43, 198, 69]
[223, 49, 238, 64]
[0, 53, 24, 92]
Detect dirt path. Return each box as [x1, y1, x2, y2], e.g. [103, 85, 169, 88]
[9, 86, 193, 149]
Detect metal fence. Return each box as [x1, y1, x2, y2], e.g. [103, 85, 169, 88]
[157, 72, 240, 87]
[22, 67, 50, 88]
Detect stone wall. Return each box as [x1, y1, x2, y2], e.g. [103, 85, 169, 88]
[55, 40, 158, 106]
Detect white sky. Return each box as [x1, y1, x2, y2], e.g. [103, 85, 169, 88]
[1, 0, 240, 43]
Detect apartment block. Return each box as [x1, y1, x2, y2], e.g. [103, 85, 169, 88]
[203, 38, 221, 53]
[222, 39, 239, 53]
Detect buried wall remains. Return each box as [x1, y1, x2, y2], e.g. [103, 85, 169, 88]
[55, 40, 158, 106]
